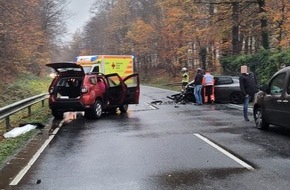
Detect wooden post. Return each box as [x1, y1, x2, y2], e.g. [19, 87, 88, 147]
[5, 116, 10, 131]
[28, 106, 32, 116]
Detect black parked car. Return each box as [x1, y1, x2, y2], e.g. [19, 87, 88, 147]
[253, 66, 290, 129]
[168, 76, 244, 104]
[214, 76, 244, 104]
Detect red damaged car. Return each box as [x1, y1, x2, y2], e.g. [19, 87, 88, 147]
[46, 62, 140, 119]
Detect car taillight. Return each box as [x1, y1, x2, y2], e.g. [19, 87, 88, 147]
[82, 86, 88, 93]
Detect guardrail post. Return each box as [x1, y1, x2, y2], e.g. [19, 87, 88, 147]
[5, 116, 10, 131]
[28, 106, 32, 116]
[0, 93, 48, 134]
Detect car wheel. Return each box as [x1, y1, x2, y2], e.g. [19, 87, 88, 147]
[51, 109, 63, 119]
[90, 100, 102, 119]
[254, 107, 269, 130]
[119, 104, 128, 113]
[230, 92, 244, 104]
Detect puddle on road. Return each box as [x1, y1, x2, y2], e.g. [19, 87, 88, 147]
[150, 168, 247, 188]
[134, 133, 161, 138]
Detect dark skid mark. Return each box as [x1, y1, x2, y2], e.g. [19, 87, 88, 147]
[213, 104, 234, 110]
[150, 168, 247, 189]
[182, 110, 204, 116]
[118, 124, 142, 132]
[204, 120, 232, 127]
[215, 127, 244, 134]
[134, 133, 160, 138]
[151, 100, 163, 105]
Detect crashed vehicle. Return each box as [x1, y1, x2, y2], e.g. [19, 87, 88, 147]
[168, 76, 244, 104]
[46, 62, 139, 119]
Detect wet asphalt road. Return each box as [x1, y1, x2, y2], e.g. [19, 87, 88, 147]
[4, 85, 290, 190]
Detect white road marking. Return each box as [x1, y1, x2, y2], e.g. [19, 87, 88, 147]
[194, 133, 255, 171]
[9, 121, 254, 185]
[10, 127, 61, 185]
[147, 103, 158, 110]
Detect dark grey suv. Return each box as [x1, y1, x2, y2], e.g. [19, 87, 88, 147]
[253, 66, 290, 129]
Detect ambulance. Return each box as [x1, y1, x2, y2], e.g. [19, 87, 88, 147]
[75, 55, 134, 79]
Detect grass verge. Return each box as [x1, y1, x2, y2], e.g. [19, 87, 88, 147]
[0, 102, 51, 167]
[141, 70, 181, 92]
[0, 75, 52, 168]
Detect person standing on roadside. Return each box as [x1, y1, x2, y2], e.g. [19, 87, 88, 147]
[239, 65, 258, 121]
[193, 68, 203, 105]
[202, 69, 215, 104]
[181, 67, 189, 90]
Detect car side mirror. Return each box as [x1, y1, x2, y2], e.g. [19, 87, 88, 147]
[259, 84, 268, 92]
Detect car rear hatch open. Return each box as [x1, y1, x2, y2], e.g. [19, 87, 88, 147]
[46, 62, 85, 77]
[46, 63, 85, 99]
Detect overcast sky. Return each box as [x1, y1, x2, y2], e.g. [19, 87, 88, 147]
[65, 0, 95, 41]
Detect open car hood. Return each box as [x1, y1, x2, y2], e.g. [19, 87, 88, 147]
[46, 62, 85, 77]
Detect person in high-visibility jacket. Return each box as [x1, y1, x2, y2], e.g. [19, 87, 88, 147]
[181, 67, 189, 90]
[202, 70, 215, 103]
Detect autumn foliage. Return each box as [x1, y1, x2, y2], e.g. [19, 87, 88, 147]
[66, 0, 290, 78]
[2, 0, 290, 84]
[0, 0, 68, 83]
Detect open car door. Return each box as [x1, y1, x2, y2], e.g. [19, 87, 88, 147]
[123, 73, 140, 104]
[105, 73, 126, 105]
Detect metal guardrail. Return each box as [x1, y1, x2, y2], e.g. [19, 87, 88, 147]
[0, 93, 48, 131]
[165, 82, 182, 86]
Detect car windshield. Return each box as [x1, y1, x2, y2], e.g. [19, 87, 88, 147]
[82, 66, 92, 73]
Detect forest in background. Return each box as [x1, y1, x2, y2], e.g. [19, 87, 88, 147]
[2, 0, 290, 97]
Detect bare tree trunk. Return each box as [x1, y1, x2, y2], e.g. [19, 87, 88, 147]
[258, 0, 269, 49]
[232, 2, 240, 55]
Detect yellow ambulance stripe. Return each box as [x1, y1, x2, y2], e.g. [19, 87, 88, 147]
[124, 61, 133, 74]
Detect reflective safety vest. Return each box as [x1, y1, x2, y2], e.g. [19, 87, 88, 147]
[203, 73, 214, 86]
[182, 72, 189, 83]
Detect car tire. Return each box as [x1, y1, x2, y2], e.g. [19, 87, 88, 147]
[51, 109, 63, 119]
[254, 107, 269, 130]
[90, 100, 102, 119]
[119, 104, 128, 113]
[230, 92, 244, 104]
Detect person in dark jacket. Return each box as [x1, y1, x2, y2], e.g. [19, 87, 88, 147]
[239, 66, 258, 121]
[193, 68, 204, 105]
